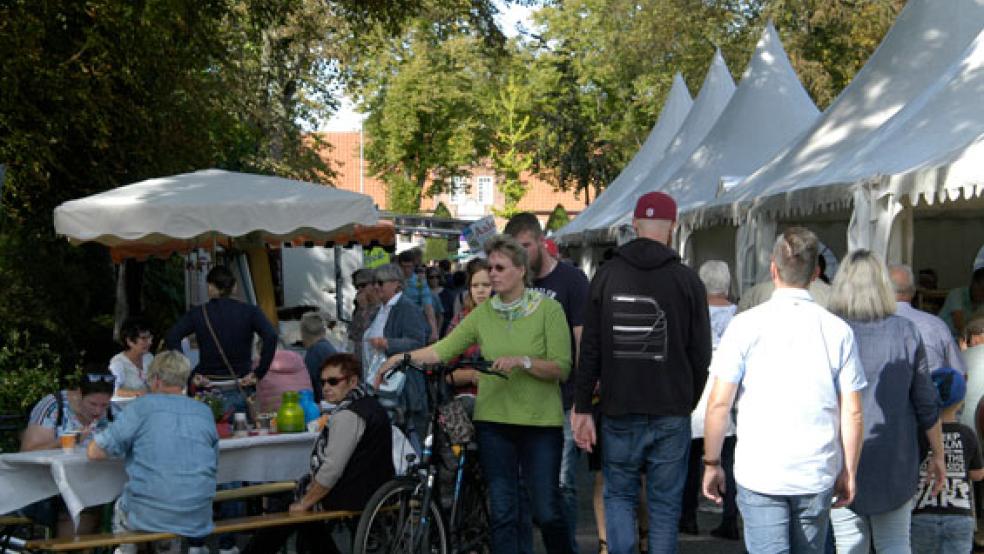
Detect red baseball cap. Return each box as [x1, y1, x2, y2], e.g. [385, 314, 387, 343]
[633, 192, 677, 221]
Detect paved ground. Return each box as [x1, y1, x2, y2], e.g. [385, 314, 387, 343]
[552, 454, 745, 554]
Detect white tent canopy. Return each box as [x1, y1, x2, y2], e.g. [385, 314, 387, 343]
[585, 49, 735, 243]
[555, 73, 693, 243]
[694, 0, 984, 226]
[667, 24, 819, 218]
[54, 169, 381, 260]
[651, 23, 820, 280]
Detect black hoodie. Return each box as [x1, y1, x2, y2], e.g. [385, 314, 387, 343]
[575, 238, 711, 418]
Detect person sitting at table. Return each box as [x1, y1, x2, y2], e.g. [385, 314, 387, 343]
[256, 348, 313, 412]
[940, 264, 984, 339]
[108, 316, 154, 397]
[19, 364, 119, 536]
[88, 351, 219, 554]
[243, 353, 393, 554]
[300, 312, 337, 403]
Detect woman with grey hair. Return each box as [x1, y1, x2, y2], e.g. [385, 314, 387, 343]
[827, 250, 945, 553]
[364, 263, 427, 386]
[379, 234, 574, 554]
[682, 260, 739, 539]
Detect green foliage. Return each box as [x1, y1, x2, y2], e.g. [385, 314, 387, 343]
[545, 204, 570, 232]
[488, 74, 534, 219]
[0, 330, 62, 416]
[432, 202, 453, 218]
[423, 238, 450, 263]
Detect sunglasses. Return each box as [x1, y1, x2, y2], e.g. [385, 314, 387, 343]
[426, 275, 440, 280]
[355, 282, 370, 290]
[489, 264, 511, 273]
[85, 374, 116, 384]
[324, 376, 349, 387]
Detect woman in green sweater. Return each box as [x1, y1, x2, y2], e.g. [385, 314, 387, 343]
[381, 234, 573, 554]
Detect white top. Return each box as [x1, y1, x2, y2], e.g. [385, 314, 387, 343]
[711, 288, 867, 495]
[108, 352, 153, 393]
[363, 293, 403, 390]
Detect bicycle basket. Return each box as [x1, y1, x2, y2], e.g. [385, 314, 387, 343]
[438, 397, 474, 444]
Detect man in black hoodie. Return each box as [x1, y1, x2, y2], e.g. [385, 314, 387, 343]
[573, 191, 711, 554]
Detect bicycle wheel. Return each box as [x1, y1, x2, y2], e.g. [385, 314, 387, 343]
[353, 478, 448, 554]
[451, 458, 490, 554]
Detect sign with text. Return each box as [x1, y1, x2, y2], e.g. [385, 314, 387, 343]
[462, 216, 497, 253]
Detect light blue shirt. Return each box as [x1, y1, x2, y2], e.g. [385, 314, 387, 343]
[94, 393, 219, 538]
[711, 287, 867, 495]
[896, 301, 966, 374]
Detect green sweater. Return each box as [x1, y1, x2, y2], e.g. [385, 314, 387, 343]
[434, 295, 571, 427]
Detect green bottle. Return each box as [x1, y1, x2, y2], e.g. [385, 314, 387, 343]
[277, 391, 305, 433]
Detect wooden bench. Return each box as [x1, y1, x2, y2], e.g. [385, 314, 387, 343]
[23, 509, 361, 552]
[212, 481, 296, 503]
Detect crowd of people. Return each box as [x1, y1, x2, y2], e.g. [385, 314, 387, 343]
[15, 190, 984, 554]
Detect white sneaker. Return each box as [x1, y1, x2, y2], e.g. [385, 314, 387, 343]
[188, 547, 209, 554]
[217, 547, 239, 554]
[114, 546, 137, 554]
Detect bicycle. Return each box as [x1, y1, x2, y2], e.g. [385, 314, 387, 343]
[353, 354, 505, 554]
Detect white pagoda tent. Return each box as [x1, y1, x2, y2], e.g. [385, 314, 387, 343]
[555, 73, 692, 245]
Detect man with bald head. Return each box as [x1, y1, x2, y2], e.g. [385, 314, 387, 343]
[573, 191, 711, 554]
[889, 264, 965, 375]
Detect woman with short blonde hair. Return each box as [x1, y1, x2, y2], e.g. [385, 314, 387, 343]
[827, 250, 945, 553]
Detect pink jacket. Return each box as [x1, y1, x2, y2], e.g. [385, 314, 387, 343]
[256, 349, 313, 412]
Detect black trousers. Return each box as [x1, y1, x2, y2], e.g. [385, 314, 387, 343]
[680, 436, 738, 526]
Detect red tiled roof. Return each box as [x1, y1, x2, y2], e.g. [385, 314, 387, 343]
[312, 132, 589, 225]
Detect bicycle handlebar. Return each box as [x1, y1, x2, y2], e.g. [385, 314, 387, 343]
[384, 353, 508, 380]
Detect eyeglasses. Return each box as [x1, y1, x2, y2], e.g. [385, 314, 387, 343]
[324, 376, 348, 387]
[374, 280, 388, 286]
[137, 333, 153, 341]
[489, 264, 511, 273]
[426, 275, 440, 280]
[85, 374, 116, 384]
[355, 282, 369, 290]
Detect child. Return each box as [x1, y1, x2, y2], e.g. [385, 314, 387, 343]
[911, 367, 984, 553]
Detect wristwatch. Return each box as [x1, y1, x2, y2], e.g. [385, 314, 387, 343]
[521, 356, 532, 370]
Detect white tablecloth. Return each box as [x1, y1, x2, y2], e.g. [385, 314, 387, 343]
[0, 432, 317, 527]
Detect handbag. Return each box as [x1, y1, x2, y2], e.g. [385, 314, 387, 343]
[438, 397, 475, 444]
[202, 304, 259, 422]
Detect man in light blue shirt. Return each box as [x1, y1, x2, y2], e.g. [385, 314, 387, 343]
[89, 351, 218, 554]
[889, 264, 966, 374]
[702, 227, 867, 554]
[398, 249, 438, 342]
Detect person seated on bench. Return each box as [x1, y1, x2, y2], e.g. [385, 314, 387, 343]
[243, 353, 393, 554]
[20, 364, 119, 537]
[88, 351, 219, 554]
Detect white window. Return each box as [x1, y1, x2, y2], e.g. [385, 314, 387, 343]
[451, 176, 470, 205]
[477, 176, 494, 205]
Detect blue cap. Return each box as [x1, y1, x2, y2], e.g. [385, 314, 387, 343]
[932, 367, 966, 408]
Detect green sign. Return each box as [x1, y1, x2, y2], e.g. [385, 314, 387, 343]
[364, 247, 390, 268]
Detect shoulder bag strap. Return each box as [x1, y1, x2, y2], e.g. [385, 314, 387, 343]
[203, 304, 256, 419]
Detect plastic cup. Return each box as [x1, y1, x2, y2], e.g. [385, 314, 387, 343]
[60, 433, 78, 453]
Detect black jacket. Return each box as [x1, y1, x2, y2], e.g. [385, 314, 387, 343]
[319, 394, 394, 511]
[575, 238, 711, 418]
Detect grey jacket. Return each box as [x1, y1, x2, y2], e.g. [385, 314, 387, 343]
[383, 295, 426, 356]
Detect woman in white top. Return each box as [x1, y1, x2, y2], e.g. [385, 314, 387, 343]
[108, 317, 154, 396]
[681, 261, 739, 539]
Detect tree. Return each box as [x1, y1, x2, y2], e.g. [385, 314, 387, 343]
[545, 204, 570, 232]
[488, 74, 535, 218]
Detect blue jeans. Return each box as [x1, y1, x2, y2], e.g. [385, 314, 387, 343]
[602, 414, 690, 554]
[560, 409, 579, 554]
[475, 422, 572, 554]
[737, 484, 833, 554]
[910, 514, 974, 554]
[830, 502, 911, 554]
[514, 412, 578, 554]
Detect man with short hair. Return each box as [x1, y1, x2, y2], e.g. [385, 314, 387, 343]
[89, 351, 218, 554]
[573, 192, 712, 554]
[397, 249, 439, 343]
[889, 264, 965, 374]
[505, 212, 590, 552]
[301, 312, 338, 402]
[702, 227, 867, 553]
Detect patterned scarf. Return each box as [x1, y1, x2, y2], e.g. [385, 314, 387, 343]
[490, 288, 544, 322]
[329, 381, 373, 416]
